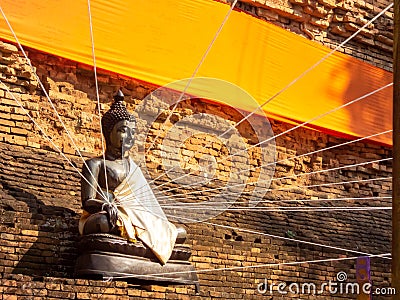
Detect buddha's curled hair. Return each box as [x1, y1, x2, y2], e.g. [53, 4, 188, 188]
[101, 90, 136, 145]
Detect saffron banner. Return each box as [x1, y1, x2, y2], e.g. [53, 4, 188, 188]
[0, 0, 392, 145]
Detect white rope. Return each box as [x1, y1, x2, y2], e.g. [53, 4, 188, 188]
[140, 0, 238, 160]
[216, 2, 394, 135]
[123, 196, 392, 209]
[145, 175, 392, 205]
[130, 196, 392, 211]
[87, 0, 109, 199]
[118, 0, 240, 196]
[143, 199, 392, 211]
[107, 196, 391, 261]
[131, 157, 392, 205]
[78, 202, 392, 281]
[93, 205, 392, 280]
[103, 166, 390, 280]
[0, 4, 108, 202]
[248, 86, 392, 153]
[166, 213, 392, 259]
[265, 176, 391, 194]
[241, 130, 392, 177]
[136, 3, 393, 197]
[93, 0, 390, 285]
[162, 206, 392, 212]
[111, 173, 393, 209]
[144, 129, 391, 195]
[0, 81, 108, 202]
[158, 196, 391, 208]
[0, 2, 392, 286]
[103, 252, 391, 280]
[139, 129, 392, 198]
[81, 198, 391, 287]
[134, 82, 392, 198]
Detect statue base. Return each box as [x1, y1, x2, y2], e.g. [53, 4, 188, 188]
[74, 234, 199, 291]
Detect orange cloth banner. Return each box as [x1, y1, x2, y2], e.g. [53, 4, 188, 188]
[0, 0, 393, 145]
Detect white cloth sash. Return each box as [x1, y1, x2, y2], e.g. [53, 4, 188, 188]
[114, 157, 177, 265]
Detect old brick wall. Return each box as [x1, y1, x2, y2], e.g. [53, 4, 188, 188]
[233, 0, 393, 71]
[0, 15, 393, 300]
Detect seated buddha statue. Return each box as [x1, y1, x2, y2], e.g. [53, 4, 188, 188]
[78, 90, 184, 265]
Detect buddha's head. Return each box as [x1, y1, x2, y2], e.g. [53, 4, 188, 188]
[101, 90, 136, 157]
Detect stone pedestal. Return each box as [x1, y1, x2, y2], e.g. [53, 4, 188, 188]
[75, 234, 199, 291]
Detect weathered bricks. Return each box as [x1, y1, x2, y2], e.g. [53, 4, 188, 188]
[0, 28, 393, 300]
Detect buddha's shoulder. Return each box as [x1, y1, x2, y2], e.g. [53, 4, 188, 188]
[84, 157, 103, 169]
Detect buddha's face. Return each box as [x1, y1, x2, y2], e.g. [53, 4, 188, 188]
[108, 120, 136, 156]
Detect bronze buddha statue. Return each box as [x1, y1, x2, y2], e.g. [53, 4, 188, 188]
[79, 89, 137, 236]
[75, 91, 198, 288]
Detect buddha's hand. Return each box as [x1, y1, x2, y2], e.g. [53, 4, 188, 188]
[102, 202, 118, 228]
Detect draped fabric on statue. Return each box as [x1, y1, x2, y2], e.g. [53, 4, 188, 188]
[113, 158, 178, 265]
[78, 157, 177, 265]
[0, 0, 393, 145]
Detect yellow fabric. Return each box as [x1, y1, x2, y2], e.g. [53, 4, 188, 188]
[78, 210, 90, 236]
[78, 209, 137, 243]
[113, 157, 178, 265]
[0, 0, 392, 145]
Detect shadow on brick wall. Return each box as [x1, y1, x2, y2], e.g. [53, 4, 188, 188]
[0, 181, 79, 279]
